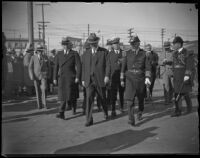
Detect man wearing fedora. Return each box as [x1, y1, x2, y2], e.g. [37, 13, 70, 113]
[53, 37, 81, 119]
[105, 39, 113, 108]
[108, 37, 125, 117]
[164, 36, 195, 117]
[29, 44, 49, 109]
[121, 35, 151, 126]
[82, 33, 110, 126]
[144, 44, 159, 100]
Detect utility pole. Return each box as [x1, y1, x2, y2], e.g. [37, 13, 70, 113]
[38, 24, 42, 40]
[161, 28, 166, 52]
[102, 35, 104, 47]
[88, 24, 90, 37]
[128, 28, 134, 41]
[48, 37, 49, 56]
[36, 3, 50, 52]
[27, 2, 34, 48]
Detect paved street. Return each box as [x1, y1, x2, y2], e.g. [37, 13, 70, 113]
[2, 79, 199, 154]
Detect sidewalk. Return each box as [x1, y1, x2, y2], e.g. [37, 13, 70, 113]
[2, 79, 199, 154]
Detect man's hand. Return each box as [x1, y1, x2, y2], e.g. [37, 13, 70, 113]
[121, 81, 125, 87]
[104, 76, 109, 84]
[82, 81, 85, 87]
[145, 78, 151, 86]
[184, 76, 190, 82]
[75, 78, 79, 83]
[53, 80, 57, 85]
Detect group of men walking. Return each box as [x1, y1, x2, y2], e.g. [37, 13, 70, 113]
[26, 33, 195, 127]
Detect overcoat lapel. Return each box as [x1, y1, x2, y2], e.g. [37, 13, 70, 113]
[61, 50, 73, 67]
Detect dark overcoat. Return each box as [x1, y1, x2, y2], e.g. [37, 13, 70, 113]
[81, 47, 110, 88]
[53, 50, 81, 101]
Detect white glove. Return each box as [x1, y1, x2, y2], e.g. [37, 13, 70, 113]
[82, 81, 85, 87]
[53, 80, 57, 85]
[145, 78, 151, 85]
[75, 78, 79, 83]
[104, 76, 109, 84]
[184, 76, 190, 82]
[121, 81, 125, 87]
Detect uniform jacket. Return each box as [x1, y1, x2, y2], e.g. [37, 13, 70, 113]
[172, 48, 195, 93]
[29, 54, 49, 81]
[121, 48, 151, 80]
[82, 47, 110, 88]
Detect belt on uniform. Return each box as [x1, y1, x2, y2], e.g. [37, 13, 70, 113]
[174, 65, 185, 68]
[128, 69, 143, 74]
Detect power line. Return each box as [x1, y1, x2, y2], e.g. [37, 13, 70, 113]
[36, 3, 50, 49]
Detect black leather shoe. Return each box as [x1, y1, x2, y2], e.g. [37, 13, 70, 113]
[72, 108, 76, 115]
[111, 111, 117, 117]
[137, 112, 143, 121]
[171, 111, 182, 117]
[85, 119, 93, 127]
[128, 120, 135, 126]
[56, 113, 65, 119]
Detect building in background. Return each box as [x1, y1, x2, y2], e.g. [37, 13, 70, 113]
[5, 38, 43, 55]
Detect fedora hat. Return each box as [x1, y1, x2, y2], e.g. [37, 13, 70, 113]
[111, 37, 120, 44]
[36, 44, 44, 51]
[61, 37, 73, 46]
[87, 33, 100, 44]
[129, 36, 140, 44]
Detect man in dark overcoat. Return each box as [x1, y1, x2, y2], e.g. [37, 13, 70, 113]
[53, 37, 81, 119]
[121, 36, 151, 126]
[82, 33, 110, 126]
[145, 44, 159, 99]
[108, 37, 125, 117]
[167, 36, 195, 117]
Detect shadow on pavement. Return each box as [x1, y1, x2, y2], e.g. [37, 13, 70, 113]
[54, 126, 158, 154]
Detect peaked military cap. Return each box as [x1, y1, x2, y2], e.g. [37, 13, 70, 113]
[111, 37, 120, 44]
[173, 36, 183, 45]
[129, 36, 140, 43]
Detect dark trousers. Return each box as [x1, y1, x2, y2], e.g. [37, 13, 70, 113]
[149, 73, 156, 96]
[33, 79, 47, 109]
[59, 100, 76, 113]
[174, 92, 192, 112]
[85, 77, 108, 123]
[82, 87, 86, 112]
[111, 80, 124, 112]
[126, 89, 145, 122]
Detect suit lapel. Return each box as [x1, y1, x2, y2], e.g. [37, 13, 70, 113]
[61, 50, 73, 67]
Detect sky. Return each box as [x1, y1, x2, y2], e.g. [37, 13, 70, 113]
[2, 1, 198, 50]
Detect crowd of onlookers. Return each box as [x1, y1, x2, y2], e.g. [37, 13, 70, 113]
[2, 45, 57, 99]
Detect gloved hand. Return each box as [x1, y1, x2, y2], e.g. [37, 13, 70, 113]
[145, 78, 151, 85]
[121, 81, 125, 87]
[104, 76, 109, 84]
[184, 76, 190, 82]
[82, 81, 85, 87]
[75, 78, 79, 83]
